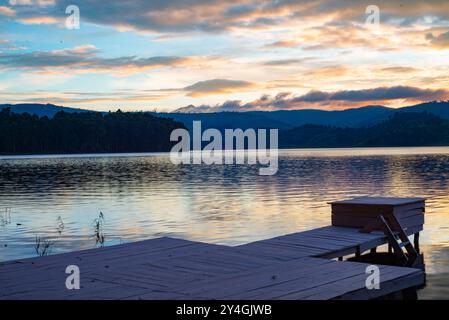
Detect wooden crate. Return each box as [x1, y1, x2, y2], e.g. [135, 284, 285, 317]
[329, 197, 425, 235]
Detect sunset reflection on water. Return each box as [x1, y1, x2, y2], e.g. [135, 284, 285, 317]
[1, 147, 449, 298]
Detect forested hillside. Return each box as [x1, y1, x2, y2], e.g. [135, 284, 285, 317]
[280, 112, 449, 148]
[0, 108, 185, 154]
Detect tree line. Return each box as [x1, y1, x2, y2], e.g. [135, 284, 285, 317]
[2, 108, 449, 155]
[0, 108, 185, 154]
[279, 112, 449, 148]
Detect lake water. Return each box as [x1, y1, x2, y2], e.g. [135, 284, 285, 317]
[1, 147, 449, 298]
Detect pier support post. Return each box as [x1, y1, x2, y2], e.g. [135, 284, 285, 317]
[355, 246, 361, 258]
[414, 233, 420, 254]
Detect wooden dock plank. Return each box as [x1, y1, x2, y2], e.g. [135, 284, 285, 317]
[0, 239, 225, 295]
[235, 242, 323, 261]
[272, 263, 421, 300]
[174, 258, 422, 300]
[0, 225, 425, 300]
[238, 226, 388, 259]
[0, 237, 200, 273]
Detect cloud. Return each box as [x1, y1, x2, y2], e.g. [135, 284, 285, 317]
[174, 86, 449, 112]
[329, 86, 448, 102]
[426, 31, 449, 49]
[0, 45, 195, 73]
[289, 86, 449, 103]
[263, 58, 313, 66]
[16, 16, 59, 24]
[0, 6, 16, 16]
[9, 0, 55, 6]
[307, 65, 348, 78]
[264, 40, 300, 48]
[380, 67, 419, 73]
[5, 0, 449, 59]
[0, 39, 26, 52]
[183, 79, 256, 97]
[0, 89, 175, 106]
[270, 22, 404, 52]
[4, 0, 449, 112]
[48, 0, 240, 33]
[6, 0, 449, 35]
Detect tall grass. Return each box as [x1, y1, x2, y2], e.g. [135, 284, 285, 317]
[56, 215, 65, 235]
[34, 236, 53, 256]
[93, 212, 105, 246]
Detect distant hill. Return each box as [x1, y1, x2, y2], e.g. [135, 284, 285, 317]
[245, 105, 393, 128]
[159, 102, 449, 130]
[151, 111, 288, 132]
[0, 103, 90, 118]
[279, 112, 449, 148]
[3, 101, 449, 132]
[154, 105, 394, 130]
[398, 101, 449, 119]
[2, 103, 449, 152]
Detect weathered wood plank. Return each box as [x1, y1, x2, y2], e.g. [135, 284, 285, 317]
[0, 224, 425, 300]
[173, 258, 422, 300]
[330, 197, 425, 206]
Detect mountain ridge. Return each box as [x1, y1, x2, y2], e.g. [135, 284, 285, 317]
[0, 103, 91, 118]
[2, 101, 449, 130]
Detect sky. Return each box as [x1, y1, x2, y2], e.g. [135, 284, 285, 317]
[0, 0, 449, 112]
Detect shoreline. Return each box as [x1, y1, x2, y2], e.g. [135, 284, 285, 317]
[2, 146, 449, 160]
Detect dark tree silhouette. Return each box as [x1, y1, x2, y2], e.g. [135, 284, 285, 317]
[279, 112, 449, 148]
[0, 108, 185, 154]
[2, 109, 449, 154]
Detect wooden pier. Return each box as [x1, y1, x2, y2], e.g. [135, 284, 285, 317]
[0, 197, 426, 300]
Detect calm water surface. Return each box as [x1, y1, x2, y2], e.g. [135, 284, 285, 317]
[1, 147, 449, 298]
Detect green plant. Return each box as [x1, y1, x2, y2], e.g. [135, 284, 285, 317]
[35, 235, 53, 256]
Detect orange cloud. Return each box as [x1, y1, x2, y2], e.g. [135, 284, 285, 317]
[0, 6, 16, 16]
[176, 86, 449, 112]
[16, 16, 60, 24]
[184, 79, 256, 97]
[426, 31, 449, 49]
